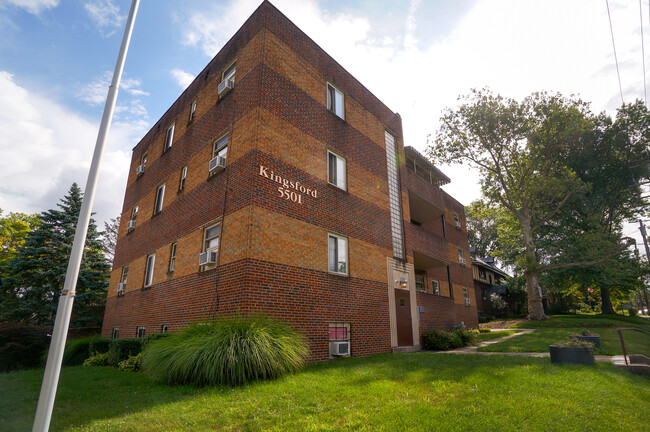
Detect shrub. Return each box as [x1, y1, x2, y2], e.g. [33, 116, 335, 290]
[421, 329, 455, 350]
[89, 338, 111, 355]
[108, 338, 144, 366]
[478, 327, 491, 333]
[118, 353, 143, 372]
[453, 329, 475, 346]
[63, 336, 101, 366]
[574, 329, 598, 337]
[83, 351, 111, 366]
[142, 317, 309, 386]
[478, 314, 494, 323]
[0, 322, 50, 372]
[449, 332, 463, 349]
[553, 338, 595, 349]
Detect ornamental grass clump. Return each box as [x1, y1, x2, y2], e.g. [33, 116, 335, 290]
[141, 316, 309, 386]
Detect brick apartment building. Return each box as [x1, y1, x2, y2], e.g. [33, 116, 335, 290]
[102, 1, 477, 361]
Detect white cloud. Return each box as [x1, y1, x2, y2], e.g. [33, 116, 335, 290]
[0, 71, 148, 225]
[170, 69, 195, 89]
[75, 71, 149, 121]
[1, 0, 58, 14]
[84, 0, 124, 36]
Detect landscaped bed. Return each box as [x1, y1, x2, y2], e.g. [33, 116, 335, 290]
[2, 353, 648, 431]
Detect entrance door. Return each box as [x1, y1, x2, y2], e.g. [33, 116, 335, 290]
[395, 289, 413, 346]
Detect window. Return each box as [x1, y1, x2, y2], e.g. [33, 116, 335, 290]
[136, 326, 146, 338]
[447, 266, 453, 298]
[328, 322, 350, 341]
[415, 271, 426, 292]
[204, 224, 221, 253]
[112, 328, 119, 339]
[189, 101, 197, 122]
[144, 254, 155, 287]
[458, 248, 465, 266]
[141, 152, 148, 166]
[179, 166, 187, 191]
[453, 212, 461, 229]
[432, 280, 440, 295]
[153, 184, 165, 215]
[131, 205, 139, 223]
[121, 265, 129, 285]
[161, 325, 168, 333]
[327, 83, 344, 119]
[164, 124, 174, 152]
[169, 242, 177, 272]
[327, 151, 346, 190]
[463, 287, 470, 303]
[213, 133, 228, 160]
[223, 61, 236, 83]
[328, 233, 348, 275]
[478, 267, 486, 279]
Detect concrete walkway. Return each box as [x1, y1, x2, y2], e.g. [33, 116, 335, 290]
[431, 328, 617, 363]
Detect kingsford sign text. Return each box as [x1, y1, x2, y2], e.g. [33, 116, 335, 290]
[258, 164, 318, 204]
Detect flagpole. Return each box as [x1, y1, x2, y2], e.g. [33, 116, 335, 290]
[32, 1, 140, 430]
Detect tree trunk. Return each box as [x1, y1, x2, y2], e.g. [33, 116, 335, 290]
[643, 288, 650, 315]
[525, 270, 546, 320]
[600, 285, 616, 315]
[520, 207, 547, 320]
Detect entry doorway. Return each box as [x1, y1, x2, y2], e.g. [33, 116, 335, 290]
[395, 288, 413, 346]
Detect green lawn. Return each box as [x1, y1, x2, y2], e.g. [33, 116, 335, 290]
[473, 330, 518, 343]
[2, 354, 649, 432]
[499, 314, 650, 330]
[477, 327, 650, 356]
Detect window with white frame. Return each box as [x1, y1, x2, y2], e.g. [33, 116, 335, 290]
[119, 266, 128, 296]
[458, 248, 465, 266]
[189, 101, 197, 122]
[327, 83, 344, 119]
[153, 184, 165, 215]
[136, 326, 146, 338]
[223, 61, 236, 84]
[213, 133, 228, 161]
[453, 212, 461, 228]
[144, 254, 155, 287]
[169, 242, 177, 272]
[328, 233, 348, 275]
[204, 224, 220, 253]
[415, 270, 426, 292]
[179, 166, 187, 191]
[164, 124, 174, 152]
[112, 327, 119, 339]
[327, 151, 346, 190]
[131, 204, 139, 223]
[432, 280, 440, 295]
[463, 287, 470, 302]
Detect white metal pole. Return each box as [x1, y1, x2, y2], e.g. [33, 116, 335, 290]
[32, 1, 140, 430]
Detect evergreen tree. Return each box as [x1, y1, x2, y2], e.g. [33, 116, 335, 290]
[0, 184, 109, 326]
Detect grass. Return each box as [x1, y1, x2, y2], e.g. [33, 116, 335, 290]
[478, 327, 650, 356]
[2, 354, 649, 432]
[498, 314, 650, 330]
[473, 330, 518, 343]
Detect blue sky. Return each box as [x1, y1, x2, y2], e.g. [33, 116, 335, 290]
[0, 0, 647, 243]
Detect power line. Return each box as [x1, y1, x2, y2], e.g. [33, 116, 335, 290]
[606, 0, 624, 105]
[641, 0, 647, 105]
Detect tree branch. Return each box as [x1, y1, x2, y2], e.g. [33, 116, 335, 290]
[539, 237, 635, 271]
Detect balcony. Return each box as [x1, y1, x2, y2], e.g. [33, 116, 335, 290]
[405, 223, 449, 269]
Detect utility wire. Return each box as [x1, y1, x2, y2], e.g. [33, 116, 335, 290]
[641, 0, 647, 106]
[606, 0, 625, 105]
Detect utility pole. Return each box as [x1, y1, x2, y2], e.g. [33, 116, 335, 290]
[638, 220, 650, 314]
[32, 2, 140, 430]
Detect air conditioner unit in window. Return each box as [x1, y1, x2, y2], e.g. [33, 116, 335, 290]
[465, 298, 471, 306]
[209, 156, 226, 173]
[199, 251, 217, 266]
[455, 221, 461, 228]
[218, 78, 234, 96]
[117, 283, 126, 293]
[330, 341, 350, 356]
[126, 219, 136, 230]
[136, 164, 145, 176]
[459, 257, 466, 266]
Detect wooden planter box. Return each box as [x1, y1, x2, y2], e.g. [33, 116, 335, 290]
[570, 335, 601, 349]
[549, 345, 595, 365]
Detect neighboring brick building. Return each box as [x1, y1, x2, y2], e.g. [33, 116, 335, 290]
[470, 250, 509, 316]
[102, 1, 477, 361]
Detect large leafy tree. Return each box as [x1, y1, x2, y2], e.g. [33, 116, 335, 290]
[0, 209, 40, 270]
[428, 89, 639, 320]
[0, 184, 110, 326]
[465, 200, 502, 258]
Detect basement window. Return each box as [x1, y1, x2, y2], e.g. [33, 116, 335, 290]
[136, 326, 146, 338]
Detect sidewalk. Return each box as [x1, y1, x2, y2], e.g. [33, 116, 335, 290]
[431, 328, 616, 363]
